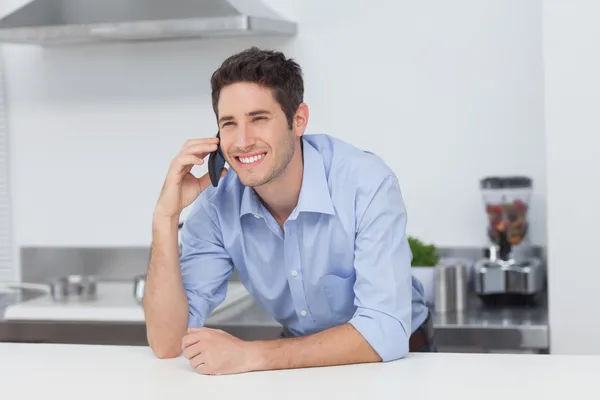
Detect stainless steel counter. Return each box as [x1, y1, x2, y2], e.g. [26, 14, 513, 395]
[0, 290, 549, 353]
[432, 296, 548, 352]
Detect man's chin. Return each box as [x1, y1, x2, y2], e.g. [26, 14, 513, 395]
[232, 164, 281, 188]
[237, 173, 270, 188]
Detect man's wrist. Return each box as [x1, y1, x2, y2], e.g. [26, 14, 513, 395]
[152, 212, 180, 229]
[151, 211, 181, 260]
[244, 340, 274, 372]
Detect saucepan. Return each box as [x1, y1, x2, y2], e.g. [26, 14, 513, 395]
[0, 275, 98, 302]
[49, 275, 98, 302]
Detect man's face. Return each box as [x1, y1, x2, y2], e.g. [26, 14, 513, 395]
[217, 82, 299, 187]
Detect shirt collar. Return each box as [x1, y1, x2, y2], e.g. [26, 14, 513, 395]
[240, 138, 335, 219]
[240, 183, 262, 218]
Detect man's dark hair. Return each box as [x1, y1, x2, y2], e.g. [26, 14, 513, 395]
[210, 47, 304, 130]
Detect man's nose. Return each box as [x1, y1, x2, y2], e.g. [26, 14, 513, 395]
[235, 125, 256, 151]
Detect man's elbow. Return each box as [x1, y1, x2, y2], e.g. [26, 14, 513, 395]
[154, 349, 181, 359]
[148, 337, 183, 359]
[146, 325, 185, 359]
[380, 336, 409, 362]
[146, 314, 202, 359]
[365, 324, 409, 362]
[350, 313, 410, 362]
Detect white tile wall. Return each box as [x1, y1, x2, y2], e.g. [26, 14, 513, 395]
[2, 0, 546, 249]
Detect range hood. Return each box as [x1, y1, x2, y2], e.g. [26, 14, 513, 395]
[0, 0, 297, 45]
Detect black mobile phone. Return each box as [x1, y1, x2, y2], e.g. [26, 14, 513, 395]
[208, 131, 226, 187]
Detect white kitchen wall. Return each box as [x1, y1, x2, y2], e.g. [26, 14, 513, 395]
[543, 0, 600, 355]
[1, 0, 546, 248]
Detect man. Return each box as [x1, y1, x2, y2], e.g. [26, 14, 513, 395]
[144, 47, 435, 375]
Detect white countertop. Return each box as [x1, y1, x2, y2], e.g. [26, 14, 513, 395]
[1, 342, 599, 399]
[2, 281, 253, 323]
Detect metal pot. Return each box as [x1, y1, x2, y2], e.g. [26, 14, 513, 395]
[49, 275, 97, 302]
[134, 274, 145, 304]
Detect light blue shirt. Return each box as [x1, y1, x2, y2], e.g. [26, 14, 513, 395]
[179, 133, 429, 362]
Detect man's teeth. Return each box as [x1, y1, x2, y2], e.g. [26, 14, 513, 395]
[239, 154, 265, 164]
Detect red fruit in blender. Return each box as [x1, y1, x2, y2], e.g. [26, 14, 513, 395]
[514, 200, 528, 210]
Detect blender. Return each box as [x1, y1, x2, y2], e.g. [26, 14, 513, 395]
[473, 176, 545, 306]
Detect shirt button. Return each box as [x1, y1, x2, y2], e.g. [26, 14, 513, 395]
[291, 270, 298, 277]
[253, 214, 260, 219]
[300, 310, 307, 317]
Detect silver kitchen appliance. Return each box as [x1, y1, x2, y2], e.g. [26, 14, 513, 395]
[434, 262, 469, 313]
[473, 176, 545, 306]
[0, 0, 298, 46]
[133, 274, 145, 304]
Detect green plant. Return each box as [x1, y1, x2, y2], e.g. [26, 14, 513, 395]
[408, 236, 439, 267]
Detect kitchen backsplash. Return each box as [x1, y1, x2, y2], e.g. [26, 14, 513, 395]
[20, 245, 546, 284]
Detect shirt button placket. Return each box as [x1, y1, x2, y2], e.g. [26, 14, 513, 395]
[284, 220, 313, 328]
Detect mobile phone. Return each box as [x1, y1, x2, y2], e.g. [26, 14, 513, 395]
[208, 131, 226, 187]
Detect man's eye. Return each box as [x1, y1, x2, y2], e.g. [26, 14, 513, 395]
[253, 117, 267, 122]
[222, 121, 234, 127]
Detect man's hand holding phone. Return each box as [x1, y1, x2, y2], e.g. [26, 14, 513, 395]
[155, 137, 227, 219]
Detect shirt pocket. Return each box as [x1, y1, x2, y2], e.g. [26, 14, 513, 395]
[321, 272, 357, 323]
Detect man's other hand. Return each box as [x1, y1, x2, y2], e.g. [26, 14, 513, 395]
[182, 328, 259, 375]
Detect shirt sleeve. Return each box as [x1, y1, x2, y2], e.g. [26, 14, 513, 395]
[179, 197, 234, 329]
[348, 174, 414, 362]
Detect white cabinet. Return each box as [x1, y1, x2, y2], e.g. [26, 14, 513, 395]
[543, 0, 600, 355]
[0, 48, 14, 285]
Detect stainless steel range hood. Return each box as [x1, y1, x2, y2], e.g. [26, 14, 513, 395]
[0, 0, 298, 45]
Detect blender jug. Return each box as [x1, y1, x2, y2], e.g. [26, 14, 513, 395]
[480, 176, 532, 250]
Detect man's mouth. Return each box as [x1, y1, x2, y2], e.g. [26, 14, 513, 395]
[235, 152, 267, 167]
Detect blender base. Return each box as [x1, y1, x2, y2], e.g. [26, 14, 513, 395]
[477, 293, 542, 308]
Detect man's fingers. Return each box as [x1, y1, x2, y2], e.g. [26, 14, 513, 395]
[181, 332, 201, 349]
[195, 363, 215, 375]
[190, 353, 207, 369]
[182, 328, 213, 352]
[182, 137, 219, 150]
[173, 154, 205, 170]
[182, 341, 204, 360]
[169, 139, 220, 177]
[181, 143, 218, 158]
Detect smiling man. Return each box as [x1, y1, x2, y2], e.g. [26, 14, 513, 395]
[144, 47, 435, 375]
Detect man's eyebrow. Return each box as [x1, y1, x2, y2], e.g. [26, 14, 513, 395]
[247, 109, 272, 116]
[219, 110, 271, 124]
[218, 115, 234, 124]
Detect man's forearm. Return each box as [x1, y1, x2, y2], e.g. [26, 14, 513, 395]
[144, 214, 189, 359]
[250, 324, 382, 371]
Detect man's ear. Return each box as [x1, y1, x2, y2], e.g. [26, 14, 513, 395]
[293, 103, 309, 137]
